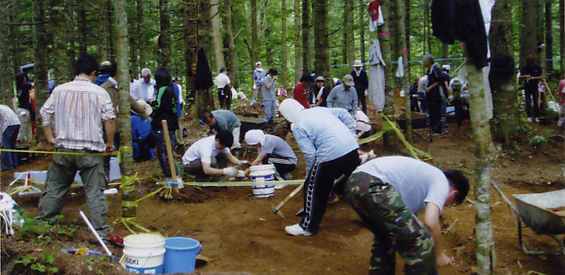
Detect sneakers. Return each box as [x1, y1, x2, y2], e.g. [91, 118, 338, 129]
[285, 224, 312, 236]
[367, 150, 377, 161]
[359, 153, 369, 164]
[534, 117, 539, 123]
[527, 117, 533, 122]
[282, 173, 292, 180]
[274, 184, 287, 190]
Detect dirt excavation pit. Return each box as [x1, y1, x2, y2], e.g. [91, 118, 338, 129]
[2, 113, 565, 274]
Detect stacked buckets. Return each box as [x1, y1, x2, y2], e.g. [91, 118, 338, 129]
[123, 234, 201, 274]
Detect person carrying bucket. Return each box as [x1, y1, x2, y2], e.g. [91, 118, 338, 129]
[182, 130, 247, 181]
[278, 99, 360, 236]
[244, 129, 298, 189]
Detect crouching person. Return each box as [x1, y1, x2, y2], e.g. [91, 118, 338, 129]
[342, 156, 469, 274]
[182, 130, 246, 181]
[244, 129, 298, 185]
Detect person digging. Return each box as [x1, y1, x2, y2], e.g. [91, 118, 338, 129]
[342, 156, 470, 274]
[182, 130, 247, 181]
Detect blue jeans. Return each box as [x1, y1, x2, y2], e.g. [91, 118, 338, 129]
[263, 100, 276, 123]
[1, 125, 20, 170]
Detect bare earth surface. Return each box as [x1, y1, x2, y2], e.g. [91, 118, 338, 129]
[2, 107, 564, 275]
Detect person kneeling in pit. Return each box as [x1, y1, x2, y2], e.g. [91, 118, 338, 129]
[342, 156, 469, 274]
[182, 130, 246, 181]
[244, 130, 298, 189]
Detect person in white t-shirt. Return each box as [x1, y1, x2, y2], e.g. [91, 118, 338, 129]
[342, 156, 469, 274]
[215, 68, 232, 110]
[182, 130, 246, 181]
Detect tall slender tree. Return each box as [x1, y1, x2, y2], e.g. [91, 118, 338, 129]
[313, 0, 330, 88]
[0, 0, 12, 101]
[160, 0, 172, 68]
[77, 3, 87, 55]
[33, 0, 49, 141]
[467, 59, 496, 275]
[51, 0, 69, 85]
[560, 0, 564, 67]
[281, 0, 288, 88]
[66, 0, 77, 80]
[114, 0, 135, 220]
[519, 0, 537, 67]
[294, 0, 301, 82]
[359, 0, 366, 63]
[490, 0, 522, 144]
[198, 0, 213, 65]
[183, 0, 198, 106]
[251, 0, 258, 68]
[544, 0, 553, 72]
[302, 0, 311, 74]
[344, 0, 354, 67]
[224, 0, 237, 86]
[211, 0, 224, 72]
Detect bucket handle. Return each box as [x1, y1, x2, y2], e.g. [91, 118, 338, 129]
[196, 244, 202, 255]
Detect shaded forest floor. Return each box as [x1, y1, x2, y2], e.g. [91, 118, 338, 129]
[1, 100, 565, 274]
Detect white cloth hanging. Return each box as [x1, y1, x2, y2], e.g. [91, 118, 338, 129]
[368, 39, 386, 112]
[395, 56, 404, 78]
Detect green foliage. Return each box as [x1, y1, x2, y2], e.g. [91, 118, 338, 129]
[529, 135, 547, 147]
[15, 250, 59, 274]
[19, 213, 79, 243]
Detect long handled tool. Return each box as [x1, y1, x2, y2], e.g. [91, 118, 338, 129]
[78, 209, 118, 263]
[272, 183, 303, 218]
[160, 120, 188, 200]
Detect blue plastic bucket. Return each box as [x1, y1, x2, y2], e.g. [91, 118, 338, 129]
[163, 237, 202, 274]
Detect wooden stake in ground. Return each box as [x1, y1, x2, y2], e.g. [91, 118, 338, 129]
[159, 120, 188, 200]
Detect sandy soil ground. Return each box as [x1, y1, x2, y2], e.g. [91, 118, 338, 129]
[1, 104, 564, 275]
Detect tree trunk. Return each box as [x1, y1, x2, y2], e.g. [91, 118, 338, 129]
[544, 1, 553, 72]
[199, 0, 213, 66]
[251, 0, 258, 69]
[33, 0, 49, 141]
[105, 0, 115, 59]
[294, 0, 301, 83]
[405, 0, 411, 82]
[128, 0, 139, 78]
[224, 0, 237, 87]
[77, 2, 87, 55]
[344, 0, 354, 67]
[281, 0, 288, 88]
[114, 0, 135, 219]
[489, 0, 522, 144]
[66, 0, 77, 80]
[313, 0, 330, 89]
[519, 0, 537, 67]
[302, 0, 311, 74]
[380, 1, 400, 153]
[535, 0, 544, 70]
[359, 0, 366, 63]
[467, 59, 496, 275]
[0, 1, 12, 101]
[183, 0, 198, 108]
[51, 0, 69, 85]
[211, 0, 224, 73]
[137, 0, 146, 70]
[160, 0, 172, 68]
[560, 0, 564, 68]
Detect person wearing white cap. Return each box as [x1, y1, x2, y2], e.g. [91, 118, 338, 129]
[326, 74, 359, 115]
[244, 130, 297, 183]
[252, 61, 265, 107]
[313, 76, 330, 107]
[278, 99, 360, 236]
[351, 60, 369, 113]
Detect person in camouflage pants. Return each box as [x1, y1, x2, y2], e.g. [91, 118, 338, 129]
[342, 156, 469, 275]
[345, 172, 437, 275]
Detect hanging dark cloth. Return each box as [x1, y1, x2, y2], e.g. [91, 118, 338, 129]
[194, 47, 214, 90]
[431, 0, 488, 69]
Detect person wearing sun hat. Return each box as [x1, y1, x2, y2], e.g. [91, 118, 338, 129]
[351, 60, 369, 113]
[326, 74, 359, 115]
[244, 129, 297, 184]
[278, 98, 360, 236]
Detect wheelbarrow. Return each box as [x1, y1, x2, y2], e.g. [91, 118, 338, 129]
[396, 112, 432, 142]
[491, 181, 565, 257]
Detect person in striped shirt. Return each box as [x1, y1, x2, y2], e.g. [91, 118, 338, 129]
[37, 54, 115, 237]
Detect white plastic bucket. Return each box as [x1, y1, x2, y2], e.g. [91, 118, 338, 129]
[123, 248, 165, 274]
[250, 164, 275, 198]
[123, 234, 166, 274]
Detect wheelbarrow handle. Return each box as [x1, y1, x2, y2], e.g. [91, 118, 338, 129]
[490, 181, 522, 228]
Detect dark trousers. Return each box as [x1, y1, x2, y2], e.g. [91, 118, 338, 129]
[299, 149, 360, 234]
[218, 88, 232, 110]
[1, 125, 20, 170]
[262, 154, 296, 179]
[344, 172, 438, 275]
[452, 97, 469, 126]
[525, 87, 540, 118]
[357, 87, 368, 114]
[154, 129, 178, 178]
[428, 100, 443, 133]
[183, 154, 227, 179]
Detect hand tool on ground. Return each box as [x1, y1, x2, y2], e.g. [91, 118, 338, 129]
[290, 174, 347, 218]
[159, 120, 188, 200]
[78, 209, 118, 263]
[272, 183, 303, 218]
